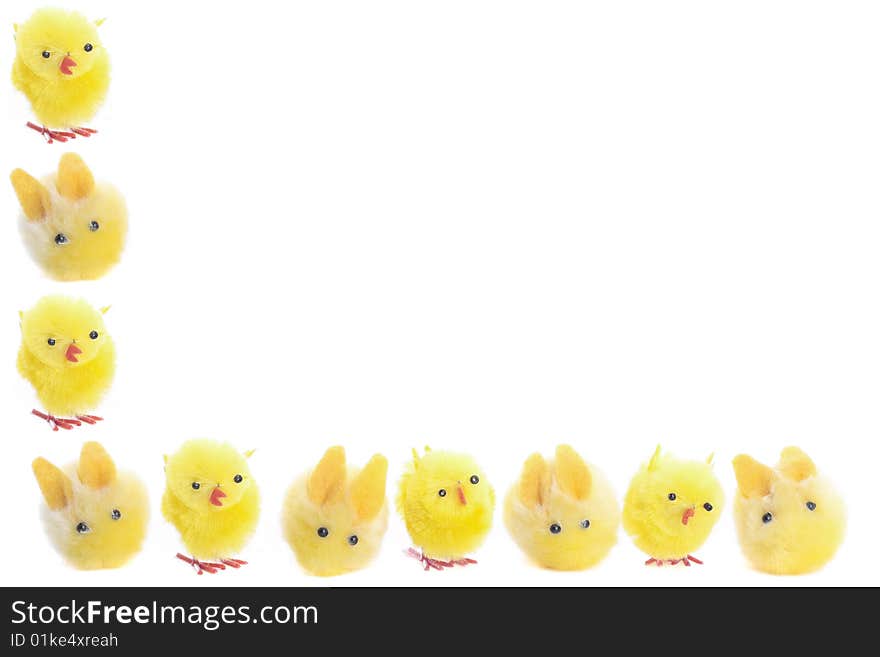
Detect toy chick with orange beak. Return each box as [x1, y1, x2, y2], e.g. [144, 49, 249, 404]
[12, 8, 110, 143]
[397, 448, 495, 571]
[18, 296, 114, 430]
[162, 440, 260, 575]
[623, 446, 724, 567]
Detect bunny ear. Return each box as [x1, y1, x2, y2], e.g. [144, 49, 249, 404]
[519, 453, 551, 507]
[555, 444, 592, 500]
[56, 153, 95, 200]
[350, 454, 387, 521]
[77, 442, 117, 489]
[777, 446, 817, 482]
[33, 458, 73, 510]
[10, 169, 50, 221]
[308, 446, 347, 506]
[732, 455, 774, 499]
[647, 445, 663, 471]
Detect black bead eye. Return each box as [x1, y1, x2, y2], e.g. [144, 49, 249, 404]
[75, 522, 89, 534]
[703, 503, 713, 512]
[317, 527, 329, 538]
[191, 482, 200, 490]
[42, 50, 51, 58]
[580, 519, 590, 529]
[47, 338, 56, 346]
[111, 509, 121, 520]
[762, 512, 773, 524]
[233, 474, 243, 483]
[438, 489, 447, 497]
[84, 43, 93, 52]
[89, 220, 100, 231]
[549, 523, 562, 534]
[55, 233, 68, 245]
[806, 501, 816, 511]
[668, 493, 676, 501]
[89, 330, 99, 340]
[348, 535, 359, 546]
[469, 475, 480, 485]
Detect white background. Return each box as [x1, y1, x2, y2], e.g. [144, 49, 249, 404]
[1, 0, 877, 587]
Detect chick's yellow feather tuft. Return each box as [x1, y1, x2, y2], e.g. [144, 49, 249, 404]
[733, 447, 845, 575]
[504, 445, 619, 571]
[397, 449, 494, 560]
[623, 446, 723, 560]
[18, 296, 115, 417]
[162, 440, 260, 560]
[12, 8, 110, 127]
[32, 442, 149, 570]
[282, 447, 389, 577]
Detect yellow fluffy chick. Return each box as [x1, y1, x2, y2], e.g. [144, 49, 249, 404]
[11, 153, 127, 281]
[18, 295, 114, 431]
[32, 442, 148, 570]
[282, 446, 389, 577]
[397, 447, 494, 571]
[12, 8, 109, 141]
[162, 439, 260, 575]
[623, 446, 723, 567]
[504, 445, 619, 571]
[732, 447, 845, 575]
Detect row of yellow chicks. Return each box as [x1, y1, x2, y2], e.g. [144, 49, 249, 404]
[31, 440, 846, 577]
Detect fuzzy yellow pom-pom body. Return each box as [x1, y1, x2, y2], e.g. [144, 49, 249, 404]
[162, 440, 260, 560]
[733, 447, 845, 575]
[397, 449, 494, 560]
[282, 447, 389, 577]
[11, 154, 127, 281]
[12, 8, 110, 127]
[18, 296, 115, 416]
[623, 446, 723, 560]
[504, 445, 619, 571]
[33, 443, 148, 570]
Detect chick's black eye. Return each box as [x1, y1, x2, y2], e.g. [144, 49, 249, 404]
[703, 503, 713, 512]
[806, 501, 816, 511]
[348, 535, 359, 546]
[233, 474, 243, 483]
[438, 489, 446, 497]
[580, 519, 590, 529]
[549, 523, 562, 534]
[191, 482, 200, 490]
[55, 233, 68, 245]
[317, 527, 329, 538]
[75, 522, 89, 534]
[89, 331, 99, 340]
[469, 475, 479, 485]
[84, 43, 93, 52]
[47, 338, 56, 346]
[42, 50, 51, 58]
[762, 512, 773, 523]
[111, 509, 121, 520]
[668, 493, 676, 501]
[89, 220, 100, 231]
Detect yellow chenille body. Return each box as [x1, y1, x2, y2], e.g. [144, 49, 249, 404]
[12, 8, 110, 127]
[162, 440, 260, 560]
[397, 448, 494, 561]
[623, 446, 723, 561]
[18, 296, 115, 417]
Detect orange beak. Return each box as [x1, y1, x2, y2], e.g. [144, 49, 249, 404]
[65, 344, 82, 363]
[209, 487, 227, 507]
[681, 507, 695, 525]
[59, 56, 77, 75]
[457, 484, 467, 506]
